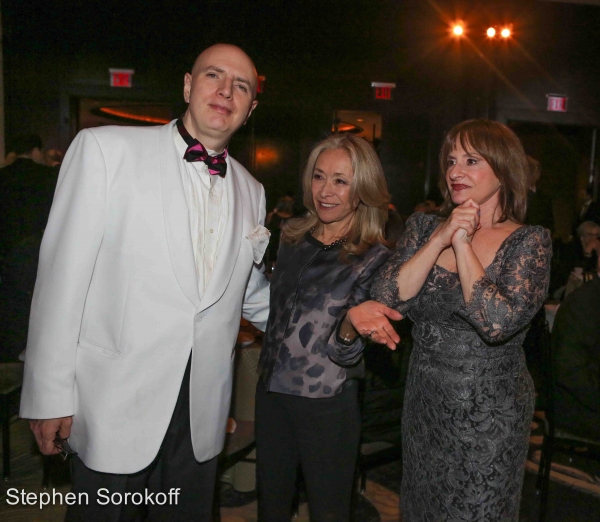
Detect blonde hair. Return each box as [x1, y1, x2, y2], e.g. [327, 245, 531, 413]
[283, 134, 390, 258]
[438, 119, 529, 224]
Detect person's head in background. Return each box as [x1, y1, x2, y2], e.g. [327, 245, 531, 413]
[45, 149, 64, 167]
[13, 134, 45, 165]
[274, 194, 295, 218]
[577, 220, 600, 256]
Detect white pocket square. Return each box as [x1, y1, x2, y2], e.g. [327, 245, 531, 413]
[246, 225, 271, 264]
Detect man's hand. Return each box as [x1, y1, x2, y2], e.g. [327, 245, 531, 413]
[30, 417, 73, 455]
[347, 300, 403, 350]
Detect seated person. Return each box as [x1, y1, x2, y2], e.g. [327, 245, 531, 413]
[551, 220, 600, 298]
[552, 255, 600, 441]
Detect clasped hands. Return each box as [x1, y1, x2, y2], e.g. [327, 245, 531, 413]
[433, 199, 481, 248]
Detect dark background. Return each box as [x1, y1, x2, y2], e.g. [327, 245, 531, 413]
[2, 0, 600, 232]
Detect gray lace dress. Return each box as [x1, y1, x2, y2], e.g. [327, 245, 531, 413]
[370, 212, 552, 521]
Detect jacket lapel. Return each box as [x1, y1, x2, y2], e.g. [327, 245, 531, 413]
[199, 156, 243, 312]
[160, 121, 201, 309]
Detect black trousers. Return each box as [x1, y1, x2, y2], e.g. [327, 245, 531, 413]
[65, 359, 218, 522]
[255, 379, 361, 522]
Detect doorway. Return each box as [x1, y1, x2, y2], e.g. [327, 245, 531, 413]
[509, 121, 598, 240]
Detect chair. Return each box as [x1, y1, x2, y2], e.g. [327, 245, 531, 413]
[0, 362, 24, 480]
[212, 340, 261, 521]
[212, 419, 257, 521]
[536, 316, 600, 522]
[355, 320, 412, 492]
[356, 440, 402, 493]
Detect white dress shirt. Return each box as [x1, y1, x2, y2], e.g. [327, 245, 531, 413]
[173, 125, 229, 297]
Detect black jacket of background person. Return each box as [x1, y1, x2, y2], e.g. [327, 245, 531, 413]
[552, 273, 600, 441]
[0, 158, 58, 262]
[526, 189, 554, 233]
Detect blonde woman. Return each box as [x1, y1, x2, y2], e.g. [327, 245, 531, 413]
[255, 133, 397, 521]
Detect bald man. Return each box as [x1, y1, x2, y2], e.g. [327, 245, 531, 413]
[20, 44, 270, 521]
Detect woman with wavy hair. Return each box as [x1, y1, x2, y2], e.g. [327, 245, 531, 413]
[255, 133, 398, 521]
[348, 120, 552, 521]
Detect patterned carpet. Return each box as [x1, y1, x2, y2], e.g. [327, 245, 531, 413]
[1, 415, 600, 521]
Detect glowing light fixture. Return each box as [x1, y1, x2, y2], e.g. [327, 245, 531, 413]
[487, 27, 496, 38]
[255, 146, 279, 165]
[98, 107, 170, 124]
[500, 27, 511, 38]
[452, 24, 464, 36]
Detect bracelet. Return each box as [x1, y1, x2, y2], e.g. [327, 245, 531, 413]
[337, 315, 358, 345]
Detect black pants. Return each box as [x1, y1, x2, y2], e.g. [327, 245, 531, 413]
[65, 359, 218, 522]
[255, 379, 361, 522]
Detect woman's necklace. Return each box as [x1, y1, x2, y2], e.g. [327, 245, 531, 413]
[310, 227, 348, 250]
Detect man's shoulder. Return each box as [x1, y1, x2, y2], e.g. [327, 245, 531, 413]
[84, 123, 167, 143]
[228, 155, 262, 191]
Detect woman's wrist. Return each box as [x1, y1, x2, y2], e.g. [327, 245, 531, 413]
[337, 315, 359, 345]
[427, 232, 449, 252]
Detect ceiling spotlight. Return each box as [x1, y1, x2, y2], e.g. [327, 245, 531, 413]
[487, 27, 496, 38]
[500, 27, 511, 38]
[452, 24, 464, 36]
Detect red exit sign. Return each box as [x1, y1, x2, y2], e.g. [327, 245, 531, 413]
[109, 68, 134, 88]
[546, 94, 568, 112]
[371, 82, 396, 101]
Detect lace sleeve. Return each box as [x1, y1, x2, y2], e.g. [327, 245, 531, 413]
[370, 212, 437, 314]
[458, 226, 552, 343]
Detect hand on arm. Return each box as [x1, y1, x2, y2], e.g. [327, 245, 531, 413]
[30, 416, 73, 455]
[345, 300, 403, 350]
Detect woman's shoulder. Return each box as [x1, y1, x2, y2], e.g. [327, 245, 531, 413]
[499, 224, 552, 259]
[509, 224, 552, 245]
[363, 241, 390, 261]
[404, 211, 440, 237]
[349, 241, 390, 266]
[407, 211, 440, 226]
[353, 242, 392, 274]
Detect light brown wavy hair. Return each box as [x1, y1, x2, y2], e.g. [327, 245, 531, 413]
[438, 119, 529, 224]
[283, 133, 390, 258]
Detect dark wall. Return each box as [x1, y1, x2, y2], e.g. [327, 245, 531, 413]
[2, 0, 599, 217]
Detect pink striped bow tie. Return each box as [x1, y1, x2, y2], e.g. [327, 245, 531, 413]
[176, 118, 228, 177]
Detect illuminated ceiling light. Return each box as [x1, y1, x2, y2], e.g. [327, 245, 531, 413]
[500, 27, 511, 38]
[452, 24, 464, 36]
[487, 27, 496, 38]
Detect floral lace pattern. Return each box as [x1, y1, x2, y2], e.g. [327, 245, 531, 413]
[371, 212, 552, 521]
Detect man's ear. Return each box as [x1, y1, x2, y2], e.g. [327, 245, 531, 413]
[183, 73, 192, 103]
[244, 100, 258, 125]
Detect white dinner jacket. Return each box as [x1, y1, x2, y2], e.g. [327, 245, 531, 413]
[20, 121, 270, 473]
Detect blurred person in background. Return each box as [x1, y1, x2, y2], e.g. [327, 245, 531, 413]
[552, 251, 600, 442]
[0, 134, 58, 362]
[0, 134, 57, 261]
[551, 220, 600, 299]
[525, 155, 554, 233]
